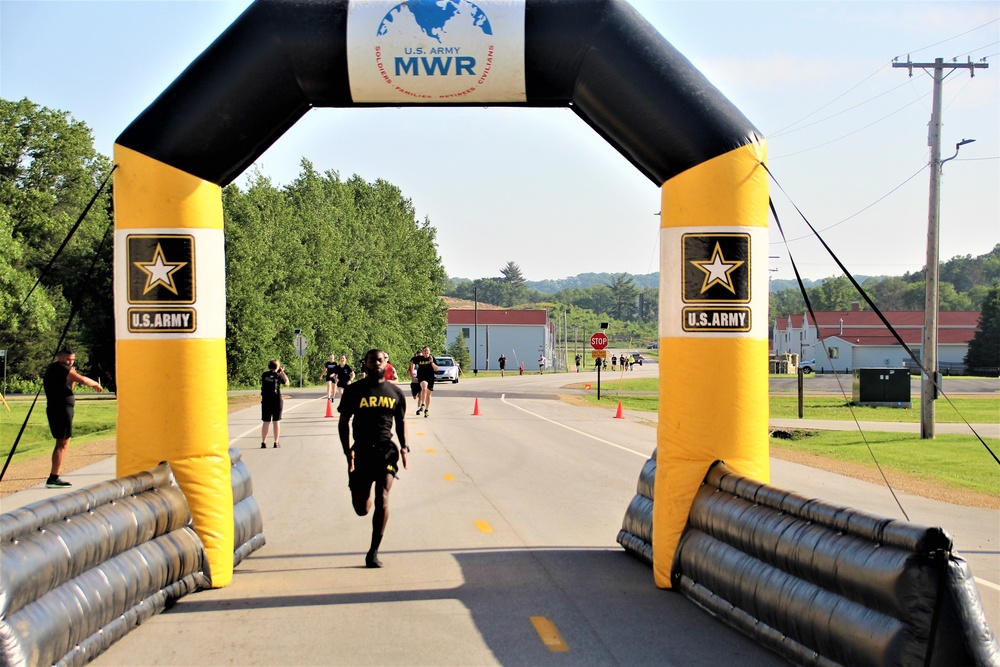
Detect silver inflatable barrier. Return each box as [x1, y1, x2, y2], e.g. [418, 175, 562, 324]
[0, 463, 207, 667]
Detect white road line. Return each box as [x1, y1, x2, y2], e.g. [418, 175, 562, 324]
[229, 397, 317, 444]
[500, 394, 649, 459]
[499, 397, 1000, 593]
[975, 576, 1000, 593]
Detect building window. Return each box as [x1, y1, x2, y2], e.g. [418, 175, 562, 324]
[462, 327, 470, 338]
[829, 347, 839, 359]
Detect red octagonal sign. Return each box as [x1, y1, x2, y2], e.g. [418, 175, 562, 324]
[590, 332, 609, 350]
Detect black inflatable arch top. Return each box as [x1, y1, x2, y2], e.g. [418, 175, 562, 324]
[116, 0, 760, 187]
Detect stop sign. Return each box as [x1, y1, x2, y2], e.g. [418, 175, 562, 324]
[590, 332, 609, 350]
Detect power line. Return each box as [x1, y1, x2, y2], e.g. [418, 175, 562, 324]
[769, 78, 914, 139]
[894, 18, 999, 61]
[769, 92, 930, 160]
[769, 162, 928, 245]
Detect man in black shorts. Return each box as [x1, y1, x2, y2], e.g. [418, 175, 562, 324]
[43, 347, 103, 488]
[338, 349, 408, 568]
[261, 359, 289, 448]
[498, 353, 506, 377]
[408, 346, 438, 418]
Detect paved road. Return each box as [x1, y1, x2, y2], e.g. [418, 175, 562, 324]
[3, 368, 996, 665]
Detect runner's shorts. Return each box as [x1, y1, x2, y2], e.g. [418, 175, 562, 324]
[349, 441, 400, 490]
[261, 396, 283, 422]
[47, 404, 73, 439]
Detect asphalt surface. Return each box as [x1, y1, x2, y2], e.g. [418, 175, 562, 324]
[3, 366, 997, 666]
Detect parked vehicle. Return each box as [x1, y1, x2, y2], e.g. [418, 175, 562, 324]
[631, 353, 645, 366]
[800, 359, 816, 374]
[434, 356, 460, 383]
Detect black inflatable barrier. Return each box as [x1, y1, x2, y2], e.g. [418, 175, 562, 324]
[672, 461, 999, 667]
[616, 449, 655, 564]
[230, 447, 265, 568]
[0, 463, 208, 667]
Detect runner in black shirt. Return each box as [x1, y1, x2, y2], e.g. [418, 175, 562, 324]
[408, 346, 438, 418]
[321, 354, 339, 400]
[332, 354, 355, 401]
[339, 349, 408, 568]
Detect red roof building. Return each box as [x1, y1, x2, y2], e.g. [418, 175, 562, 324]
[772, 302, 980, 373]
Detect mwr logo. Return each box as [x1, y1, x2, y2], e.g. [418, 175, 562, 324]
[682, 307, 751, 333]
[682, 233, 750, 303]
[127, 308, 197, 333]
[373, 0, 497, 100]
[127, 235, 194, 304]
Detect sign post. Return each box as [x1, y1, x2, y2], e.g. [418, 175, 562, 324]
[294, 333, 308, 387]
[590, 332, 608, 400]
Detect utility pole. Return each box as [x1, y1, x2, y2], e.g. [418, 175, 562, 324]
[893, 56, 987, 439]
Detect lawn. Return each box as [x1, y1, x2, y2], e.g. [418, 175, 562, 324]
[0, 395, 258, 465]
[0, 396, 118, 464]
[770, 430, 999, 496]
[565, 383, 999, 497]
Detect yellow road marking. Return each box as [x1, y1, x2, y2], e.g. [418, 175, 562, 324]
[530, 616, 569, 652]
[475, 520, 493, 533]
[443, 474, 455, 481]
[425, 447, 434, 453]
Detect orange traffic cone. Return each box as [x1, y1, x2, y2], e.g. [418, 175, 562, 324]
[472, 398, 481, 416]
[325, 399, 334, 418]
[614, 401, 624, 419]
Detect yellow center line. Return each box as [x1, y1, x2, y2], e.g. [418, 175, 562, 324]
[474, 520, 493, 533]
[530, 616, 569, 652]
[424, 447, 435, 453]
[443, 473, 455, 481]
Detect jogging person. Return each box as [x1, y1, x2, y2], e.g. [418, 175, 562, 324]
[261, 359, 289, 448]
[321, 354, 339, 400]
[333, 354, 355, 401]
[338, 349, 408, 568]
[43, 347, 103, 488]
[408, 346, 438, 418]
[498, 353, 507, 377]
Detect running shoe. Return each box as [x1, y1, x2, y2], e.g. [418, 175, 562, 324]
[423, 410, 429, 418]
[45, 477, 72, 489]
[415, 406, 423, 415]
[365, 552, 383, 568]
[261, 442, 267, 449]
[273, 442, 280, 448]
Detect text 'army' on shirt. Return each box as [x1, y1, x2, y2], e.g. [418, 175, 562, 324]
[358, 395, 397, 410]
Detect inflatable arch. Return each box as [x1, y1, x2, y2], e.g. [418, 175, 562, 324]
[114, 0, 769, 588]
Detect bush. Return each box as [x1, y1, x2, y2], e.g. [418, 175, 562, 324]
[2, 376, 43, 395]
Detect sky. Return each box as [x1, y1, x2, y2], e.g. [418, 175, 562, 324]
[2, 0, 997, 284]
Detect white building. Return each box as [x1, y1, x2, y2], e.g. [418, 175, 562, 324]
[447, 308, 552, 372]
[772, 303, 980, 373]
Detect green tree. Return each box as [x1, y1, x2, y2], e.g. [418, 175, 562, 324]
[0, 97, 114, 379]
[446, 330, 472, 372]
[964, 283, 1000, 375]
[608, 273, 639, 320]
[499, 261, 529, 306]
[222, 163, 446, 385]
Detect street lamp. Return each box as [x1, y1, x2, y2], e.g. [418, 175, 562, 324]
[941, 138, 975, 167]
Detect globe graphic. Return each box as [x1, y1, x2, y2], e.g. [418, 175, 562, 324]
[377, 0, 493, 43]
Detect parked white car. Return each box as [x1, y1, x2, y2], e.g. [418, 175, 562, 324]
[434, 356, 460, 383]
[800, 359, 816, 374]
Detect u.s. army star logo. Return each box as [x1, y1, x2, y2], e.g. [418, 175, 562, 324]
[681, 233, 751, 333]
[682, 234, 750, 303]
[127, 235, 195, 304]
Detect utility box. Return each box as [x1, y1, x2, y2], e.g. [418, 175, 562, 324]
[852, 368, 911, 408]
